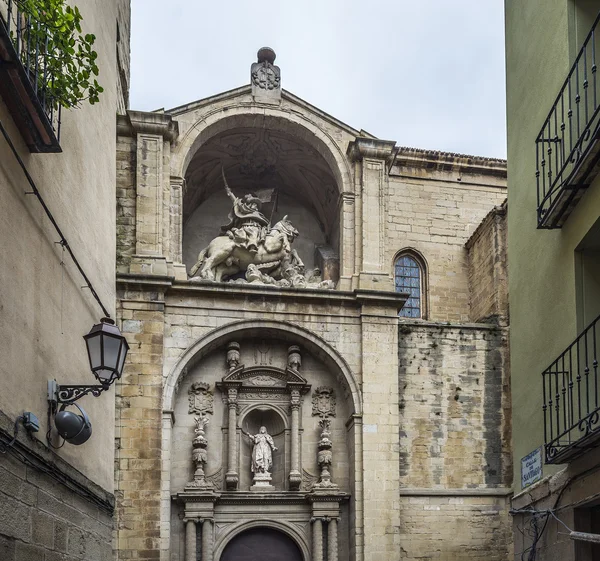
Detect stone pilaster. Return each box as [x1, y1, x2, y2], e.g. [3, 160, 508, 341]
[202, 518, 213, 561]
[225, 388, 239, 490]
[347, 138, 396, 291]
[356, 290, 402, 560]
[289, 388, 301, 490]
[312, 518, 324, 561]
[185, 519, 196, 561]
[328, 518, 339, 561]
[116, 279, 170, 561]
[123, 110, 178, 276]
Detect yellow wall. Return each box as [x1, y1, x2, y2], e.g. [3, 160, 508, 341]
[506, 0, 600, 492]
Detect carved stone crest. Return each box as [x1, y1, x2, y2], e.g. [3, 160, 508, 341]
[312, 386, 336, 418]
[251, 48, 281, 91]
[188, 382, 214, 415]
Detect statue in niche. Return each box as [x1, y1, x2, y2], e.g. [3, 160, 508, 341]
[242, 425, 277, 475]
[220, 175, 270, 255]
[189, 168, 336, 289]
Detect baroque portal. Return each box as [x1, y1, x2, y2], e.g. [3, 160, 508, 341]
[115, 45, 511, 561]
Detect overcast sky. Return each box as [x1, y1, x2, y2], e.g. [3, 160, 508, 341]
[130, 0, 506, 158]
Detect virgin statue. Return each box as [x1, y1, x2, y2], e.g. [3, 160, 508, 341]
[242, 425, 277, 474]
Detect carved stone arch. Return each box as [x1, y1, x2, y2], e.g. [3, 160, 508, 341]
[214, 519, 310, 561]
[238, 402, 290, 431]
[170, 105, 353, 201]
[163, 319, 362, 415]
[393, 247, 429, 319]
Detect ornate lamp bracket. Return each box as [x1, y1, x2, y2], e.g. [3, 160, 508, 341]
[47, 380, 108, 410]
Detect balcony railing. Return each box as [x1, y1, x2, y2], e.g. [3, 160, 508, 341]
[535, 12, 600, 229]
[0, 0, 61, 152]
[543, 313, 600, 464]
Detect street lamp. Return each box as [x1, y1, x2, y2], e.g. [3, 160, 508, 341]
[84, 317, 129, 386]
[47, 318, 129, 445]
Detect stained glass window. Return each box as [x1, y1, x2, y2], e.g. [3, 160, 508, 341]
[395, 254, 423, 318]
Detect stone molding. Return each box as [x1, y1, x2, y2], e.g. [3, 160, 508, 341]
[118, 110, 179, 142]
[162, 318, 363, 415]
[347, 137, 397, 163]
[212, 518, 310, 561]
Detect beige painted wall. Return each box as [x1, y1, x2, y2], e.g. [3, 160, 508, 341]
[0, 0, 129, 492]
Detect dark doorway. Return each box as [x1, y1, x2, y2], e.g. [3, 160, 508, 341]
[220, 527, 303, 561]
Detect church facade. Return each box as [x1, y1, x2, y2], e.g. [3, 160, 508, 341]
[114, 49, 511, 561]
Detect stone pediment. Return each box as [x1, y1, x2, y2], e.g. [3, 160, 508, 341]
[220, 365, 308, 389]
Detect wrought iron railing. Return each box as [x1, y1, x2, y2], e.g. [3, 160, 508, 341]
[0, 0, 61, 143]
[543, 313, 600, 464]
[535, 11, 600, 229]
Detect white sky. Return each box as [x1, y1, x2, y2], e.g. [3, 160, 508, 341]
[130, 0, 506, 158]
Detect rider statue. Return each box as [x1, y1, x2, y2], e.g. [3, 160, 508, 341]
[221, 171, 270, 255]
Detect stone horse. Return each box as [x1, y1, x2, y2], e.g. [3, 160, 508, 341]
[189, 216, 304, 282]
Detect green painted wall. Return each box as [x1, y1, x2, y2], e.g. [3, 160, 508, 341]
[505, 0, 600, 492]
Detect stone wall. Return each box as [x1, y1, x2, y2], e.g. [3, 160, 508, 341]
[0, 414, 114, 561]
[116, 133, 136, 273]
[387, 150, 506, 323]
[398, 321, 513, 558]
[399, 494, 512, 561]
[465, 202, 508, 323]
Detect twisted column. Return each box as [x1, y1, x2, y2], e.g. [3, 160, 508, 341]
[327, 518, 338, 561]
[202, 518, 213, 561]
[289, 389, 301, 490]
[225, 388, 238, 490]
[185, 519, 196, 561]
[312, 518, 324, 561]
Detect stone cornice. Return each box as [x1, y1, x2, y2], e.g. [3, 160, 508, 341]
[117, 110, 179, 141]
[390, 146, 507, 178]
[347, 137, 397, 163]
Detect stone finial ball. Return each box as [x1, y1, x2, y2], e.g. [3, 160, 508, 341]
[257, 47, 276, 64]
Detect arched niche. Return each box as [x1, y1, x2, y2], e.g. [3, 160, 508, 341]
[161, 321, 362, 560]
[219, 526, 304, 561]
[174, 111, 351, 281]
[239, 405, 287, 490]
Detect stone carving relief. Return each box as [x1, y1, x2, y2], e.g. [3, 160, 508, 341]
[300, 468, 320, 492]
[188, 168, 335, 290]
[189, 415, 211, 488]
[255, 340, 271, 365]
[226, 341, 240, 371]
[288, 345, 302, 371]
[186, 383, 215, 489]
[242, 426, 278, 490]
[315, 418, 337, 488]
[188, 382, 214, 415]
[251, 47, 281, 91]
[312, 386, 336, 419]
[205, 467, 223, 491]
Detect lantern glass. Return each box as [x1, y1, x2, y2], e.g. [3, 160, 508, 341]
[86, 333, 102, 371]
[104, 334, 121, 371]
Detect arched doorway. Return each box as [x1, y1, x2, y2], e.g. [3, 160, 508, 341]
[220, 527, 303, 561]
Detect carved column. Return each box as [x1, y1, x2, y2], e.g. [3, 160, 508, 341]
[185, 519, 196, 561]
[201, 518, 213, 561]
[225, 388, 239, 489]
[328, 518, 339, 561]
[289, 388, 301, 490]
[312, 518, 324, 561]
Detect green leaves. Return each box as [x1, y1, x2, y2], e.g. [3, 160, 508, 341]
[14, 0, 103, 109]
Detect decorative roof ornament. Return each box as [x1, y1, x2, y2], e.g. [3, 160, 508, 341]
[251, 47, 281, 104]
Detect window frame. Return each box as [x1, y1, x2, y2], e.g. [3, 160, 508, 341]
[393, 249, 428, 320]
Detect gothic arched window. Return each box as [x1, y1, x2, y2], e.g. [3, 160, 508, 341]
[394, 251, 427, 319]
